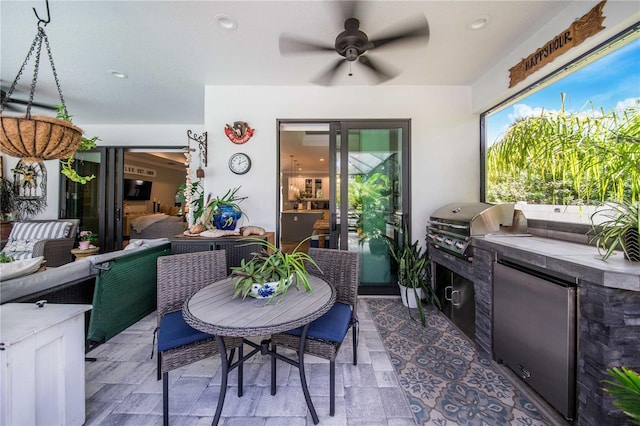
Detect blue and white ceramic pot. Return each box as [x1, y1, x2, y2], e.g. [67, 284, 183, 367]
[213, 206, 242, 230]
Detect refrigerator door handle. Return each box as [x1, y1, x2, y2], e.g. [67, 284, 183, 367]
[451, 289, 461, 306]
[444, 285, 453, 301]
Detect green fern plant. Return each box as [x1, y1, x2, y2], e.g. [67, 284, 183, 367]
[603, 366, 640, 424]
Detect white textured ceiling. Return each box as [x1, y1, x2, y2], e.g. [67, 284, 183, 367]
[1, 0, 573, 125]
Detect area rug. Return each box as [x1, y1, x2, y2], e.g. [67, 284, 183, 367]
[363, 298, 552, 426]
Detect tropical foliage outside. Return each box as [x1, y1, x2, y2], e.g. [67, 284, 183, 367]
[486, 97, 640, 207]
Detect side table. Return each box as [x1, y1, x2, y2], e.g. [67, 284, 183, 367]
[71, 246, 99, 261]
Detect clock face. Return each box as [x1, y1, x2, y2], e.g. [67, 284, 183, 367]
[229, 153, 251, 175]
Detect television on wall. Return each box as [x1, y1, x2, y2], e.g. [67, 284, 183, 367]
[123, 179, 153, 201]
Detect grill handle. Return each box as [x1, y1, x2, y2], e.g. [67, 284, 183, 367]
[428, 220, 469, 230]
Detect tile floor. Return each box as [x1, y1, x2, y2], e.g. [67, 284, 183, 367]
[84, 297, 416, 425]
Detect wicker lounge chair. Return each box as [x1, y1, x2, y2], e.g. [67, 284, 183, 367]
[270, 248, 361, 416]
[156, 250, 243, 426]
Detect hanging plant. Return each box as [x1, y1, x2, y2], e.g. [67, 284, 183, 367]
[56, 106, 99, 184]
[0, 0, 96, 186]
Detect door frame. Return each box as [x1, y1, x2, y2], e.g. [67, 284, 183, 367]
[277, 118, 412, 295]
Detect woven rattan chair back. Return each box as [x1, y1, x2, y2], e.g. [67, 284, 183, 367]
[306, 247, 360, 316]
[157, 250, 227, 319]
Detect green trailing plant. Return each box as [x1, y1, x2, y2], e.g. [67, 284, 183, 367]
[0, 252, 15, 263]
[383, 221, 440, 326]
[590, 200, 640, 261]
[230, 236, 320, 303]
[602, 366, 640, 424]
[56, 105, 100, 184]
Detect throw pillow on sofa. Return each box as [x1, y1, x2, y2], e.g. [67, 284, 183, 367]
[1, 239, 40, 260]
[8, 221, 72, 240]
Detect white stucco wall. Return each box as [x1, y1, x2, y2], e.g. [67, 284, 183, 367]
[202, 85, 475, 239]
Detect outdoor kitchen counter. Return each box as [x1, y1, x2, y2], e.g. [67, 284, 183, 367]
[473, 235, 640, 292]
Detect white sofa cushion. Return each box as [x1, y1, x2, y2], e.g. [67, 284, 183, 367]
[8, 221, 72, 240]
[0, 256, 44, 281]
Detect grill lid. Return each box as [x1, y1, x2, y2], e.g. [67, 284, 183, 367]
[429, 202, 515, 235]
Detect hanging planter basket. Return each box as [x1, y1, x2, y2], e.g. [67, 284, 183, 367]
[1, 4, 84, 163]
[0, 115, 83, 162]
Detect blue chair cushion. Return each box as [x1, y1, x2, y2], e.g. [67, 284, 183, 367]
[286, 302, 352, 343]
[157, 310, 213, 352]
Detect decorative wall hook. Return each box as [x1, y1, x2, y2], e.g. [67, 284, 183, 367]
[187, 130, 208, 167]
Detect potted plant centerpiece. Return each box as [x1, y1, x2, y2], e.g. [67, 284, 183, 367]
[384, 222, 440, 326]
[201, 187, 248, 230]
[230, 237, 320, 302]
[590, 200, 640, 262]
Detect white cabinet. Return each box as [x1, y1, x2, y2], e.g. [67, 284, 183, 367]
[0, 303, 92, 426]
[287, 176, 330, 200]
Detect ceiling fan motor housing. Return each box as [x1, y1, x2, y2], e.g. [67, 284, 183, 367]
[335, 18, 368, 61]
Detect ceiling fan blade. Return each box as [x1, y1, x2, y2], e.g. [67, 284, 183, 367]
[279, 34, 335, 55]
[367, 15, 430, 50]
[312, 58, 346, 86]
[358, 55, 398, 84]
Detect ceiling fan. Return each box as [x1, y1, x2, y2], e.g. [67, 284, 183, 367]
[279, 3, 430, 85]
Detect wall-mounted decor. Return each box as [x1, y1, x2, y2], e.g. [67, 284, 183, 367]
[228, 153, 251, 175]
[224, 121, 254, 144]
[12, 160, 47, 201]
[187, 129, 208, 178]
[124, 164, 156, 177]
[508, 0, 606, 88]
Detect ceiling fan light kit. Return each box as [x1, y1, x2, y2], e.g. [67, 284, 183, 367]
[0, 0, 84, 162]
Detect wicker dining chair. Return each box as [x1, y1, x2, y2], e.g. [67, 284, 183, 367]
[270, 248, 361, 416]
[156, 250, 243, 426]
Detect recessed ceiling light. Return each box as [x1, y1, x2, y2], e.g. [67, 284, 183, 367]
[108, 69, 128, 79]
[467, 15, 490, 30]
[319, 158, 325, 162]
[216, 14, 238, 31]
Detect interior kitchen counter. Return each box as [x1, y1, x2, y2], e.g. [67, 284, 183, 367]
[473, 235, 640, 292]
[282, 210, 327, 213]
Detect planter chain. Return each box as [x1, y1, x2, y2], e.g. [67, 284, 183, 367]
[1, 0, 68, 119]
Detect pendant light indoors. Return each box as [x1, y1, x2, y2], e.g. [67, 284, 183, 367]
[0, 0, 83, 162]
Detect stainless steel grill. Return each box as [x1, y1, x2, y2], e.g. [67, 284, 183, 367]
[427, 202, 527, 259]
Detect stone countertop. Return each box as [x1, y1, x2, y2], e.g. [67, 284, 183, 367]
[473, 235, 640, 292]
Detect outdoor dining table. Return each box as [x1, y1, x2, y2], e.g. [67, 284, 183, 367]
[182, 274, 336, 425]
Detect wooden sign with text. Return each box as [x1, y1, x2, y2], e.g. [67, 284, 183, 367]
[509, 0, 606, 88]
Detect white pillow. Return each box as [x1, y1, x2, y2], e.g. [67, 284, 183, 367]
[0, 256, 45, 281]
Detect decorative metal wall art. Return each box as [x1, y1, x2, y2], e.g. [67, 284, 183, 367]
[187, 129, 208, 178]
[13, 160, 47, 200]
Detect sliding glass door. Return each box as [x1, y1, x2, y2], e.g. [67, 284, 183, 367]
[279, 119, 410, 294]
[59, 147, 124, 252]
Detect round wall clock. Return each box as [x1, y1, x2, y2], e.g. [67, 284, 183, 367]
[228, 152, 251, 174]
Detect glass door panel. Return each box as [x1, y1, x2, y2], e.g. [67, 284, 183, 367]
[333, 121, 408, 293]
